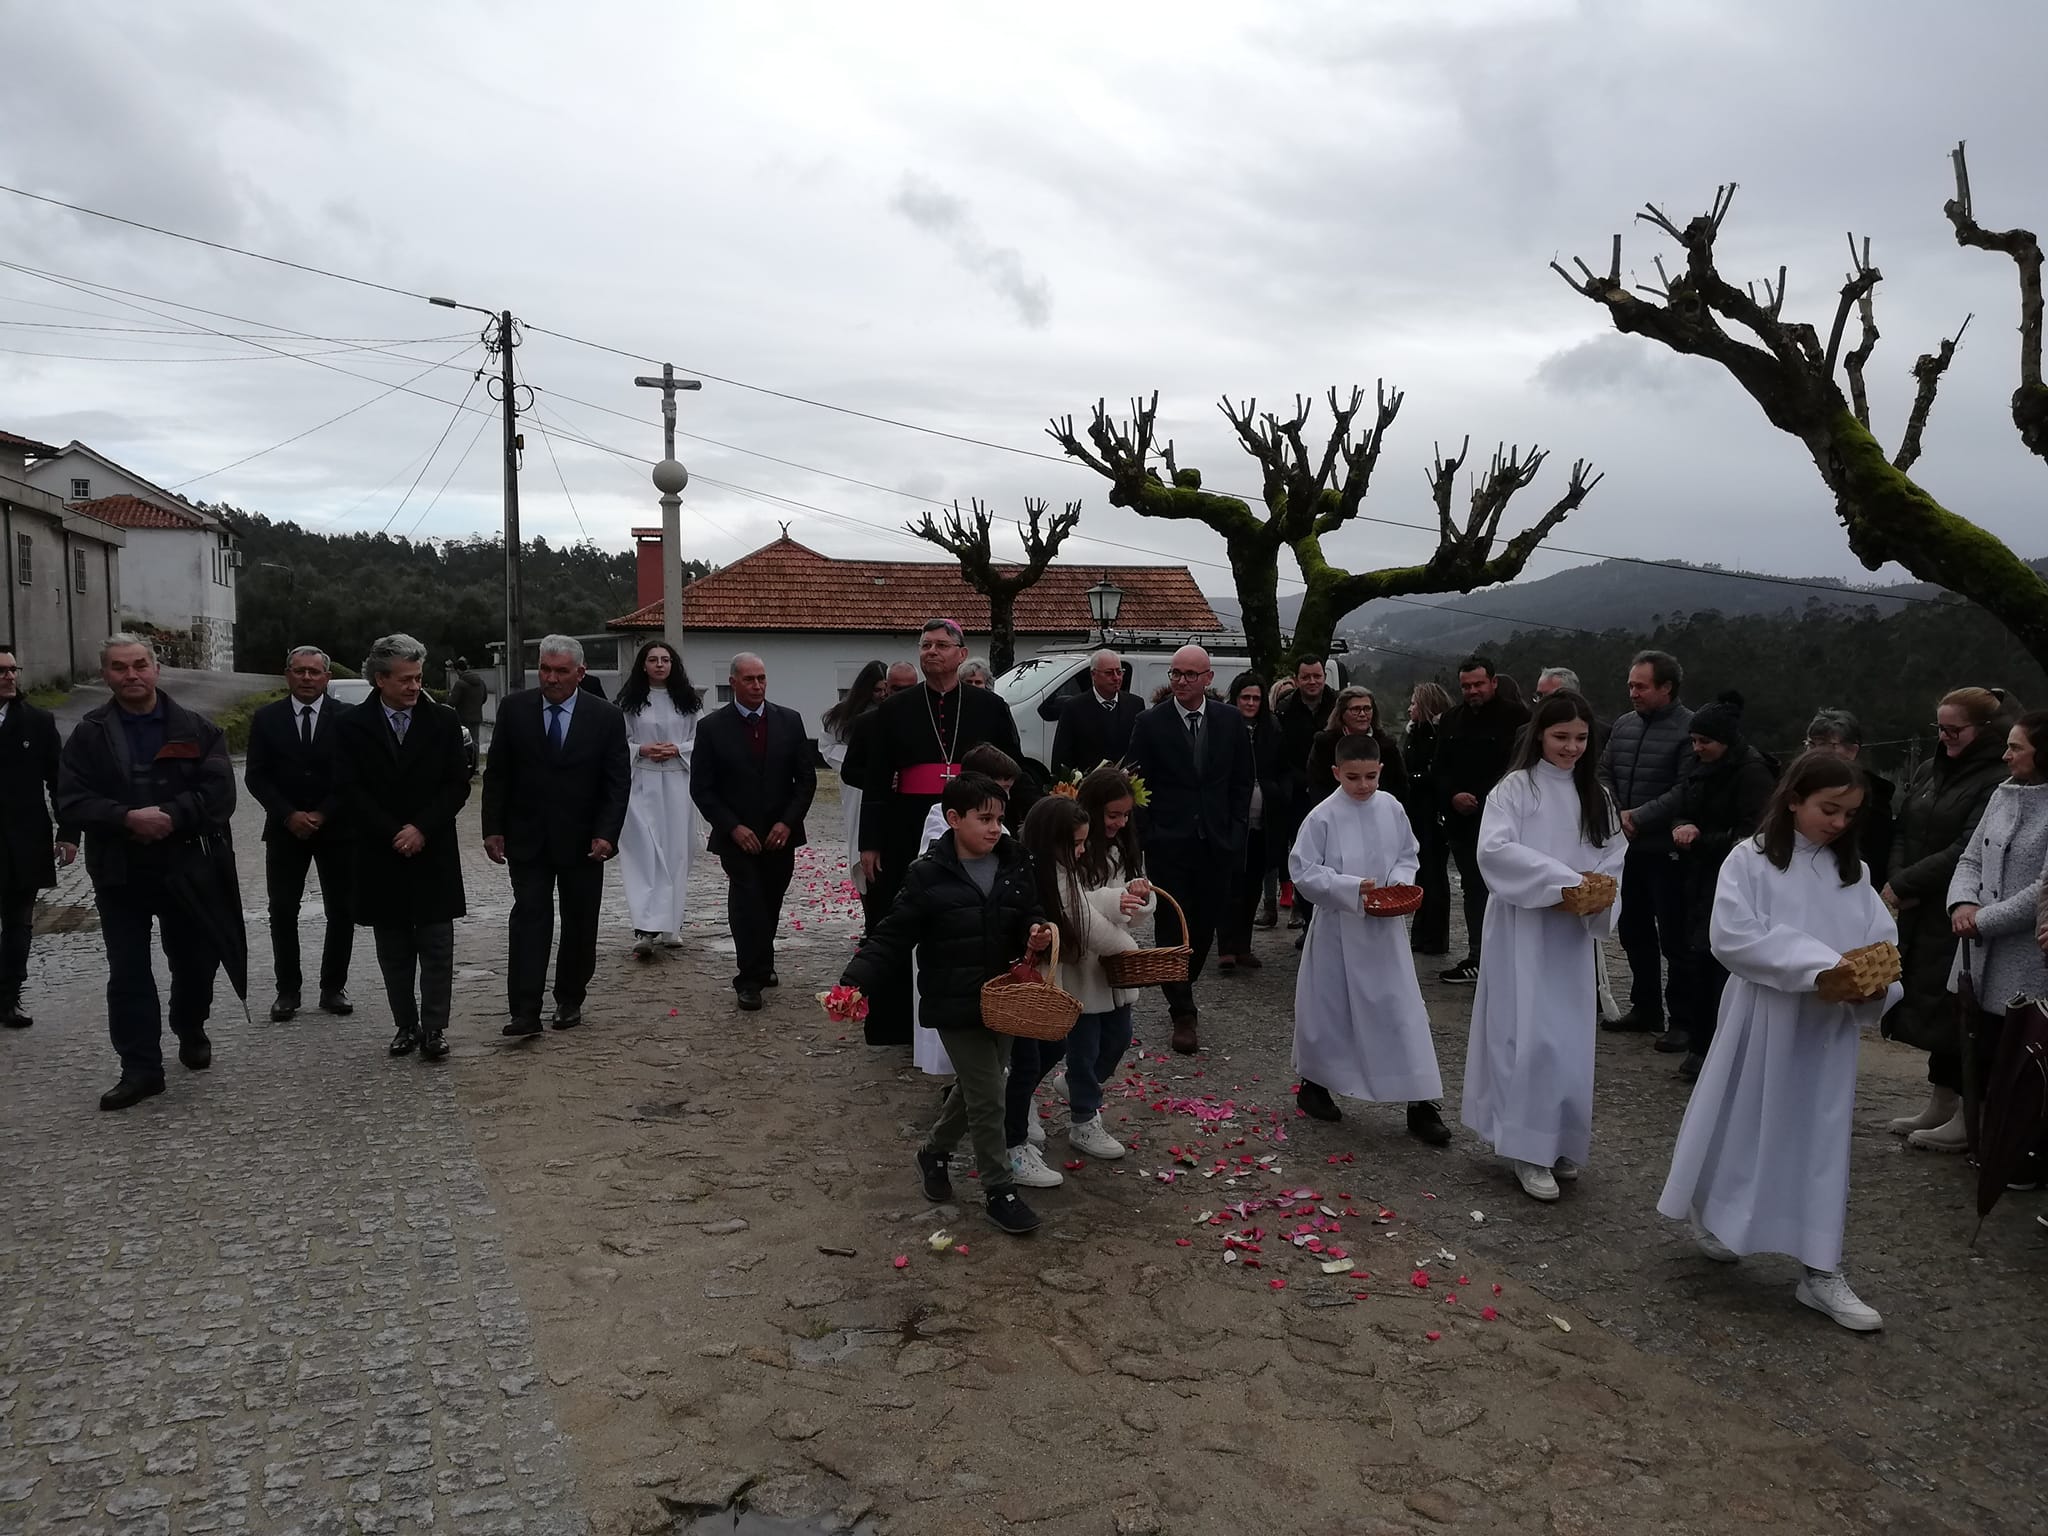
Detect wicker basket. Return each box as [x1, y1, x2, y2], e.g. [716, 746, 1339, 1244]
[982, 930, 1083, 1041]
[1817, 940, 1902, 1004]
[1363, 883, 1425, 918]
[1557, 871, 1619, 917]
[1100, 888, 1192, 988]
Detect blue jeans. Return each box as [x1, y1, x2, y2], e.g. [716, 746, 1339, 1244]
[1063, 1005, 1134, 1121]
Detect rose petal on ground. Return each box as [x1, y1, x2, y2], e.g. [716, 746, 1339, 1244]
[892, 1256, 909, 1270]
[1425, 1330, 1441, 1342]
[1548, 1315, 1572, 1333]
[1481, 1306, 1498, 1321]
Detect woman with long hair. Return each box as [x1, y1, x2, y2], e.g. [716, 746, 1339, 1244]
[1306, 686, 1410, 807]
[1405, 681, 1455, 956]
[1217, 671, 1283, 974]
[616, 639, 704, 957]
[1460, 689, 1626, 1203]
[1882, 685, 2016, 1143]
[821, 660, 890, 902]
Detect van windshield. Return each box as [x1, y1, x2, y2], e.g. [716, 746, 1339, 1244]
[994, 657, 1063, 704]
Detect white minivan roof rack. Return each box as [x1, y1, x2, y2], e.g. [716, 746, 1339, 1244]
[1051, 630, 1349, 655]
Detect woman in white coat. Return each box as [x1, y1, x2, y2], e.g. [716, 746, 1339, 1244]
[1461, 689, 1628, 1202]
[616, 640, 703, 957]
[1657, 753, 1900, 1332]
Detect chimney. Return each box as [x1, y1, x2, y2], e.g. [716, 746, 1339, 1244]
[632, 527, 664, 613]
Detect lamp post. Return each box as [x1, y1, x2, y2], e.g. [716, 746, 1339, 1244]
[632, 363, 703, 655]
[1086, 572, 1125, 644]
[430, 296, 526, 688]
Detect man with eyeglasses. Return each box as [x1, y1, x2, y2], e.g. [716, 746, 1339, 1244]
[0, 649, 78, 1028]
[1050, 648, 1141, 780]
[1129, 644, 1253, 1054]
[854, 618, 1024, 1045]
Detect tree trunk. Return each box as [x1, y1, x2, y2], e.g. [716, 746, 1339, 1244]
[987, 591, 1018, 676]
[1224, 538, 1285, 682]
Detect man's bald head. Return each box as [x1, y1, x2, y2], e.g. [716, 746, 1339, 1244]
[1168, 645, 1213, 711]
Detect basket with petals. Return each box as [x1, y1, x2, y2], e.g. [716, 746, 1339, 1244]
[1556, 871, 1619, 917]
[982, 931, 1083, 1041]
[1816, 941, 1901, 1004]
[1362, 883, 1425, 918]
[1100, 887, 1191, 987]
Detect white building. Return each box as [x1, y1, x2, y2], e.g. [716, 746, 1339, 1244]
[1, 430, 126, 688]
[606, 531, 1221, 743]
[26, 441, 239, 670]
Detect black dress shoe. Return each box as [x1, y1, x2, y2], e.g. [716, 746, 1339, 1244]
[1653, 1026, 1690, 1053]
[1602, 1010, 1660, 1034]
[419, 1031, 449, 1061]
[1406, 1100, 1453, 1147]
[764, 972, 780, 989]
[269, 993, 301, 1023]
[1677, 1052, 1704, 1084]
[1296, 1080, 1342, 1122]
[177, 1032, 212, 1071]
[550, 1008, 583, 1031]
[1, 1002, 32, 1028]
[736, 987, 764, 1012]
[318, 990, 354, 1016]
[916, 1147, 953, 1203]
[389, 1027, 419, 1057]
[100, 1075, 165, 1111]
[500, 1016, 544, 1038]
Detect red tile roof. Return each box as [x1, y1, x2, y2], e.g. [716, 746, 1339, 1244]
[610, 536, 1220, 635]
[70, 494, 206, 530]
[0, 429, 61, 457]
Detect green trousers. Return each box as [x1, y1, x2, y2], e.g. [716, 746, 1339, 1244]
[924, 1026, 1013, 1192]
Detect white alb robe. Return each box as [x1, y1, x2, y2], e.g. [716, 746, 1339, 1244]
[912, 803, 955, 1077]
[822, 735, 868, 895]
[1460, 761, 1627, 1166]
[1289, 790, 1440, 1102]
[619, 694, 699, 933]
[1657, 837, 1900, 1271]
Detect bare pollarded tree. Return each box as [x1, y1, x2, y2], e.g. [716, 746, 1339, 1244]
[1048, 389, 1598, 680]
[905, 496, 1082, 674]
[1552, 143, 2048, 666]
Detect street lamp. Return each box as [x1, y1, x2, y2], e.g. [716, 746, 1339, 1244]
[1086, 573, 1125, 641]
[429, 296, 526, 688]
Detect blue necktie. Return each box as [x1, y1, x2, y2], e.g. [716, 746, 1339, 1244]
[548, 704, 565, 752]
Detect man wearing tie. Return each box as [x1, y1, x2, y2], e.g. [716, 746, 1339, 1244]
[482, 635, 631, 1037]
[1050, 649, 1142, 779]
[1128, 643, 1252, 1055]
[691, 653, 816, 1011]
[244, 646, 354, 1022]
[0, 648, 78, 1028]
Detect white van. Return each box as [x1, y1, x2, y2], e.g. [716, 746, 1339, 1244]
[994, 634, 1348, 785]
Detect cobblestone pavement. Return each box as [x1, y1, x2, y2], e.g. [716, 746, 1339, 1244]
[7, 776, 2046, 1535]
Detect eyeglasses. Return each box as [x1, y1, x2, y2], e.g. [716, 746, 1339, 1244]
[0, 665, 18, 675]
[1934, 723, 1966, 739]
[1168, 669, 1211, 682]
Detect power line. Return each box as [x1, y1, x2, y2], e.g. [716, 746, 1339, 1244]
[0, 336, 465, 365]
[0, 316, 467, 343]
[407, 405, 496, 540]
[382, 366, 486, 535]
[517, 361, 592, 545]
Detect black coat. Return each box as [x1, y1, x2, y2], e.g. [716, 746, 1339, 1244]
[1050, 690, 1144, 779]
[840, 830, 1044, 1033]
[691, 701, 817, 858]
[482, 688, 631, 866]
[855, 682, 1027, 865]
[0, 698, 77, 894]
[1434, 694, 1531, 818]
[1275, 690, 1337, 818]
[1127, 697, 1253, 855]
[1669, 743, 1778, 952]
[57, 691, 235, 890]
[243, 694, 349, 843]
[1305, 726, 1410, 810]
[1241, 714, 1286, 831]
[334, 697, 470, 925]
[1859, 773, 1896, 888]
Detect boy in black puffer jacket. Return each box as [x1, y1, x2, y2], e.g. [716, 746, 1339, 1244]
[841, 773, 1053, 1234]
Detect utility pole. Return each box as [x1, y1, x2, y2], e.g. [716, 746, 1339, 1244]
[633, 363, 702, 654]
[430, 296, 527, 689]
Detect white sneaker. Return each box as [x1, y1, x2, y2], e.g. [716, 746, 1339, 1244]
[1906, 1109, 1968, 1153]
[1552, 1158, 1581, 1183]
[1026, 1100, 1047, 1148]
[1888, 1086, 1958, 1136]
[1689, 1217, 1740, 1263]
[1050, 1067, 1070, 1103]
[1008, 1143, 1064, 1189]
[1069, 1114, 1126, 1160]
[1797, 1269, 1883, 1332]
[1512, 1160, 1560, 1202]
[661, 932, 685, 949]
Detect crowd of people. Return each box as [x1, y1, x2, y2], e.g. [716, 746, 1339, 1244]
[4, 626, 2037, 1330]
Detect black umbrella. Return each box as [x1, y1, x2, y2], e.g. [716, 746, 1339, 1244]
[1972, 993, 2048, 1239]
[1957, 945, 1984, 1154]
[163, 829, 250, 1018]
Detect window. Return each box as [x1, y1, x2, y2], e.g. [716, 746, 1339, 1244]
[714, 683, 732, 704]
[13, 533, 28, 585]
[74, 547, 87, 593]
[70, 477, 90, 500]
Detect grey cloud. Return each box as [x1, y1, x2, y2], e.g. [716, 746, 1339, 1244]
[890, 175, 1052, 330]
[1533, 334, 1690, 398]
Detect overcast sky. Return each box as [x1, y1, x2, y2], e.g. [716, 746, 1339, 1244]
[5, 0, 2044, 617]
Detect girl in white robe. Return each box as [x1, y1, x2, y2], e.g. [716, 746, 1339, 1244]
[1657, 753, 1899, 1333]
[616, 642, 703, 955]
[1290, 737, 1449, 1143]
[1461, 689, 1627, 1202]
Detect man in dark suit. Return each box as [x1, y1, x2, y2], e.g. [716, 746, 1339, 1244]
[244, 645, 355, 1022]
[483, 634, 631, 1037]
[0, 648, 79, 1027]
[691, 652, 816, 1012]
[334, 633, 472, 1061]
[1050, 648, 1143, 779]
[1128, 643, 1253, 1055]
